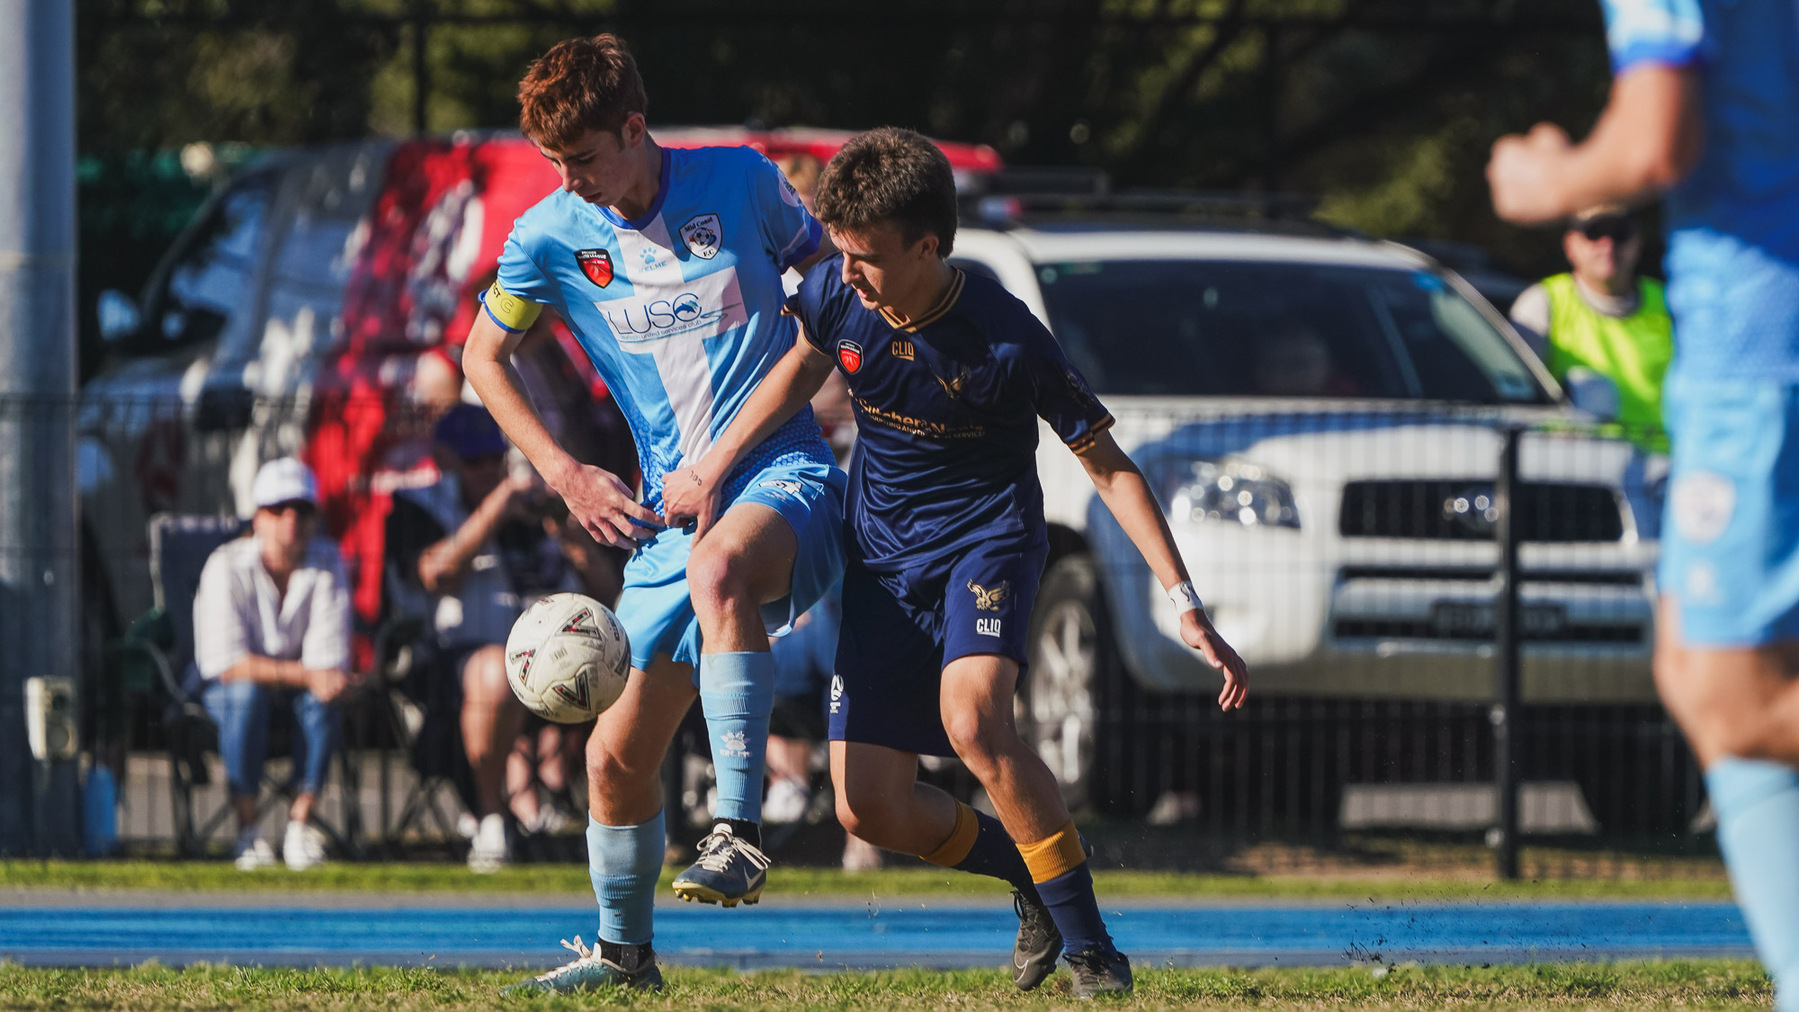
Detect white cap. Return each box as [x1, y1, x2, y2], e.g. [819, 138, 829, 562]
[251, 457, 318, 509]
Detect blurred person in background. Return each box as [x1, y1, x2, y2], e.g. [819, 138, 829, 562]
[1488, 0, 1799, 1004]
[1253, 321, 1357, 398]
[387, 404, 618, 872]
[1508, 206, 1672, 449]
[193, 457, 356, 872]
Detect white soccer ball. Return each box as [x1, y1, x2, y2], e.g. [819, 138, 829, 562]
[505, 593, 631, 723]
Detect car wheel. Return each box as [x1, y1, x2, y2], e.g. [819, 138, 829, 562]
[1023, 554, 1160, 817]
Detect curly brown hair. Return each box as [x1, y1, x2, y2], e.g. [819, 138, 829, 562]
[518, 35, 647, 149]
[814, 127, 958, 256]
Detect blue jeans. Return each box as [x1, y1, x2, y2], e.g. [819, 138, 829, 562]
[201, 679, 341, 801]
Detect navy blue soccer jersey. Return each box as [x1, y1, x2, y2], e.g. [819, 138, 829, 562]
[789, 259, 1113, 570]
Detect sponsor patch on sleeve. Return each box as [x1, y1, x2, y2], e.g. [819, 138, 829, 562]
[482, 278, 543, 333]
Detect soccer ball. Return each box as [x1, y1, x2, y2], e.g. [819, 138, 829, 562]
[505, 593, 631, 723]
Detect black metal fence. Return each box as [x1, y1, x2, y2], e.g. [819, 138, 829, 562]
[1047, 403, 1696, 878]
[55, 392, 1711, 876]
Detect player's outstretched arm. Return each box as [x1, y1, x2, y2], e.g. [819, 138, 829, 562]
[1488, 63, 1702, 225]
[463, 312, 661, 550]
[1074, 431, 1248, 711]
[661, 335, 836, 538]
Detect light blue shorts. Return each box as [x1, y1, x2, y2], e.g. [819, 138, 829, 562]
[1658, 373, 1799, 647]
[615, 457, 847, 672]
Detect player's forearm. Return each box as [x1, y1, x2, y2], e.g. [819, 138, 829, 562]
[463, 318, 583, 490]
[703, 342, 832, 479]
[1081, 441, 1192, 591]
[1550, 66, 1702, 214]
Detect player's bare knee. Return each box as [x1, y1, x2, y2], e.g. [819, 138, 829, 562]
[686, 540, 752, 617]
[585, 747, 640, 801]
[833, 784, 896, 843]
[943, 711, 1015, 772]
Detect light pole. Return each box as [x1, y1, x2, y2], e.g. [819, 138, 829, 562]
[0, 0, 81, 855]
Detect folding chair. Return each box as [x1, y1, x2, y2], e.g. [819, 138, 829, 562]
[365, 611, 480, 855]
[121, 512, 362, 857]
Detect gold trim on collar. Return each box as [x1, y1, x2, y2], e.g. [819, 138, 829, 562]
[879, 268, 965, 333]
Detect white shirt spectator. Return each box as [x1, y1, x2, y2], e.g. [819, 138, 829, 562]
[194, 534, 352, 680]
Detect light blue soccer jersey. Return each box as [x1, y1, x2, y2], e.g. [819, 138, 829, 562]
[1602, 0, 1799, 380]
[489, 144, 827, 498]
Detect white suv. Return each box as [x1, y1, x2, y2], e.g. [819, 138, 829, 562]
[947, 221, 1680, 830]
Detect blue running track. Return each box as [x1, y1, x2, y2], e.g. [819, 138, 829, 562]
[0, 901, 1752, 969]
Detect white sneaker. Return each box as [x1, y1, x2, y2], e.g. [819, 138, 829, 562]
[283, 822, 328, 871]
[521, 805, 580, 837]
[233, 830, 277, 871]
[763, 777, 811, 825]
[468, 813, 510, 874]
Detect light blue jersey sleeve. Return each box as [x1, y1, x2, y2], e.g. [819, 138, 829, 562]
[484, 223, 558, 332]
[1601, 0, 1706, 72]
[747, 152, 823, 272]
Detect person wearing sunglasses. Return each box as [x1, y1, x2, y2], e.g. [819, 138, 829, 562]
[1508, 206, 1672, 450]
[192, 456, 356, 871]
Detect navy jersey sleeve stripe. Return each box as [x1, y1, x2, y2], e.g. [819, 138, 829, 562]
[1064, 413, 1116, 454]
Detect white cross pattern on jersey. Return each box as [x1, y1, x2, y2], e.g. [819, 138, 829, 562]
[602, 219, 748, 467]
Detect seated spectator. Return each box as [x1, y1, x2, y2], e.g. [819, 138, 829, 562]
[1508, 206, 1672, 449]
[193, 457, 355, 872]
[387, 404, 618, 872]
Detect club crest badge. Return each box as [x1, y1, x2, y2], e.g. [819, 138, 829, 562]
[680, 213, 723, 260]
[838, 340, 864, 374]
[575, 248, 613, 287]
[967, 579, 1011, 612]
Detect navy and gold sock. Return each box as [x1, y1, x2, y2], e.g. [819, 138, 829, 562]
[1018, 820, 1111, 954]
[918, 801, 1040, 901]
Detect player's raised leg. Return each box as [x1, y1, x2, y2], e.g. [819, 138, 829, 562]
[939, 653, 1132, 997]
[830, 739, 1063, 990]
[503, 656, 695, 995]
[673, 501, 796, 905]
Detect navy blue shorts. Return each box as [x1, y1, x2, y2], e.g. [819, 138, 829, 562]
[827, 538, 1047, 758]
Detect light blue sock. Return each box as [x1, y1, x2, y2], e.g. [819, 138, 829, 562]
[699, 651, 776, 824]
[586, 812, 664, 946]
[1707, 757, 1799, 1011]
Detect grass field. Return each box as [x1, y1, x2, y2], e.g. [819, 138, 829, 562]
[0, 860, 1735, 901]
[0, 961, 1772, 1010]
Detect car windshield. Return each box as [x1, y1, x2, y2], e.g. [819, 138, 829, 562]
[1033, 259, 1548, 403]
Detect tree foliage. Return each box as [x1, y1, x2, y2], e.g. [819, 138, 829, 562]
[77, 0, 1621, 279]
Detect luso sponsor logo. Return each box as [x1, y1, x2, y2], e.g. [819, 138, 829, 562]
[596, 267, 748, 347]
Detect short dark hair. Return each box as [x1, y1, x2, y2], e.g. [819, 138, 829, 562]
[518, 34, 647, 149]
[814, 127, 958, 257]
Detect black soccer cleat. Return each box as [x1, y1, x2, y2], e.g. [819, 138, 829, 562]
[671, 823, 771, 907]
[1066, 945, 1134, 998]
[1010, 889, 1063, 990]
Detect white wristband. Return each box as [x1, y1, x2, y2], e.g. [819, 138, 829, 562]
[1167, 581, 1202, 615]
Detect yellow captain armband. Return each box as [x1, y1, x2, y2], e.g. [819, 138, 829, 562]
[482, 278, 543, 333]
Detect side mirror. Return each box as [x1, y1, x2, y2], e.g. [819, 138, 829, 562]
[1565, 366, 1620, 422]
[96, 289, 141, 343]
